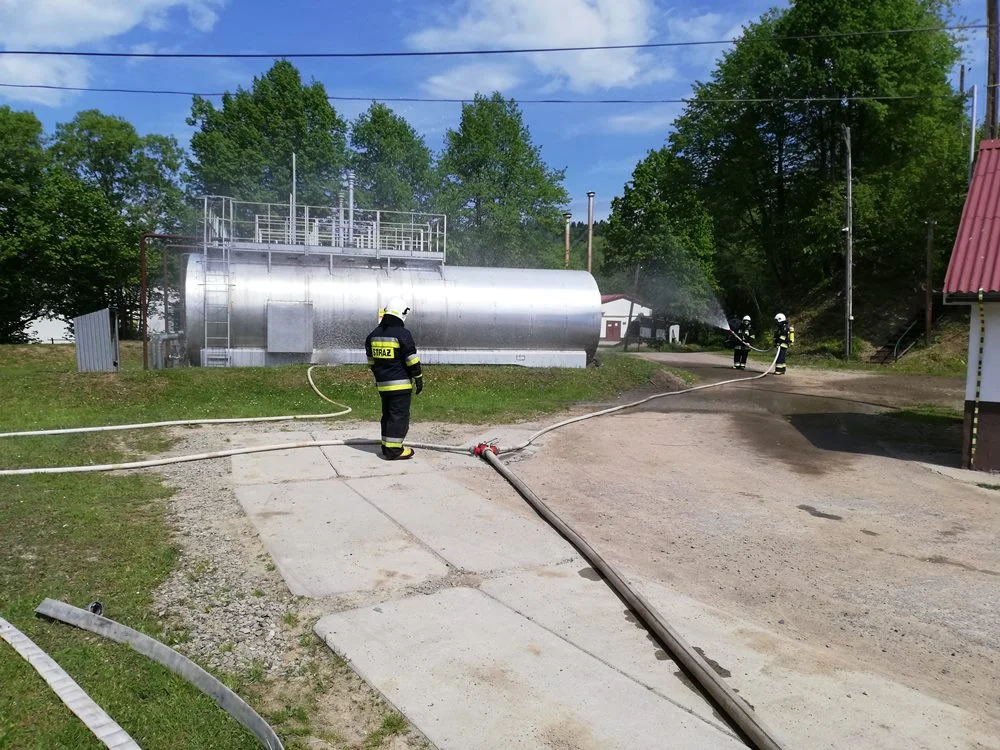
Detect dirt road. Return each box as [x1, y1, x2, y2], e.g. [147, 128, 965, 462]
[452, 353, 998, 747]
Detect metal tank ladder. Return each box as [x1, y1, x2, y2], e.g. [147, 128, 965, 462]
[203, 198, 233, 367]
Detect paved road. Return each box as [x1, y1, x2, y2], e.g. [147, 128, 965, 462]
[230, 425, 745, 750]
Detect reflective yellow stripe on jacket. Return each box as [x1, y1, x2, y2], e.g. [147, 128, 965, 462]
[376, 379, 414, 392]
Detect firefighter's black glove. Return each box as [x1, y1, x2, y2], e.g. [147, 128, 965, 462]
[414, 378, 423, 395]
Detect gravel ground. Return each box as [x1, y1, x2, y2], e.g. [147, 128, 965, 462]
[150, 422, 431, 749]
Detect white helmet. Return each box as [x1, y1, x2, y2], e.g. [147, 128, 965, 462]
[742, 315, 751, 322]
[774, 313, 786, 323]
[384, 297, 410, 321]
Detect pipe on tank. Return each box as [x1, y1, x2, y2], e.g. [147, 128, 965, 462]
[347, 171, 355, 245]
[338, 191, 344, 246]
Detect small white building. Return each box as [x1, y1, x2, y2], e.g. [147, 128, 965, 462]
[599, 294, 651, 345]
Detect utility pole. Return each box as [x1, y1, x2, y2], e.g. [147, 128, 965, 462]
[960, 64, 966, 96]
[624, 264, 641, 352]
[925, 220, 936, 347]
[842, 125, 853, 360]
[971, 85, 980, 183]
[563, 213, 572, 268]
[586, 191, 596, 274]
[989, 0, 999, 138]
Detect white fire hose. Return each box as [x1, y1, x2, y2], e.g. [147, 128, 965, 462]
[0, 353, 778, 475]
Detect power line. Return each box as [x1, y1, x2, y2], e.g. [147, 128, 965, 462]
[0, 81, 960, 104]
[0, 23, 985, 60]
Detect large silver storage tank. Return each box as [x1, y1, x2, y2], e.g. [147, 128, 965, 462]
[185, 254, 602, 367]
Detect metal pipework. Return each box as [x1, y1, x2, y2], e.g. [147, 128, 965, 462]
[338, 191, 345, 246]
[563, 212, 572, 268]
[347, 170, 355, 245]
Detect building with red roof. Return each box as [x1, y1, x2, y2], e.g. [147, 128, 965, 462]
[944, 139, 1000, 470]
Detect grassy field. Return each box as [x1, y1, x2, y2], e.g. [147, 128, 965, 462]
[0, 342, 672, 749]
[737, 317, 969, 378]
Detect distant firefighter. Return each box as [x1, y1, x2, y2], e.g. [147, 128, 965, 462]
[366, 297, 423, 460]
[773, 313, 795, 375]
[732, 315, 754, 370]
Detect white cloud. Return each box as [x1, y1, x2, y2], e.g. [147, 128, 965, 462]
[0, 54, 90, 105]
[603, 105, 683, 134]
[408, 0, 669, 92]
[0, 0, 224, 106]
[422, 63, 521, 99]
[587, 155, 647, 175]
[659, 10, 756, 72]
[0, 0, 225, 48]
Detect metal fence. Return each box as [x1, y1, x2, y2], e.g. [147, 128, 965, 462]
[203, 196, 447, 259]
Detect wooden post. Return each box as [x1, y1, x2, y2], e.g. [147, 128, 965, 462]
[624, 265, 640, 352]
[988, 0, 999, 138]
[925, 220, 936, 347]
[586, 192, 595, 274]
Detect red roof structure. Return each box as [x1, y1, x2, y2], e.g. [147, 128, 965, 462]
[600, 294, 641, 304]
[945, 139, 1000, 298]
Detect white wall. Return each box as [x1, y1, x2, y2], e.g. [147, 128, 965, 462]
[27, 312, 165, 343]
[600, 299, 651, 339]
[966, 301, 1000, 402]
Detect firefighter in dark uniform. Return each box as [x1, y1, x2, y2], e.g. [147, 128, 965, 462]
[773, 312, 793, 375]
[365, 297, 423, 460]
[732, 315, 754, 370]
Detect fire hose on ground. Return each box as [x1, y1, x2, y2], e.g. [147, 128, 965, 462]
[0, 351, 787, 750]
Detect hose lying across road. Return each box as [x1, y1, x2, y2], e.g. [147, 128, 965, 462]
[0, 352, 787, 750]
[0, 356, 778, 471]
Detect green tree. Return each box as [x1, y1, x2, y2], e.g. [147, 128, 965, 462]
[606, 148, 718, 317]
[618, 0, 968, 321]
[188, 60, 348, 204]
[50, 109, 188, 335]
[0, 107, 48, 342]
[33, 172, 134, 324]
[436, 92, 568, 267]
[350, 103, 433, 210]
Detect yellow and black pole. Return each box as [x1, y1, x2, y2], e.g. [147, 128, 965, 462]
[971, 288, 986, 469]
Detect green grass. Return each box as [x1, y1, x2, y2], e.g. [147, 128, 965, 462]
[742, 348, 966, 378]
[0, 343, 669, 441]
[363, 714, 408, 749]
[0, 341, 683, 748]
[888, 404, 964, 426]
[978, 483, 1000, 491]
[733, 316, 969, 378]
[0, 437, 262, 749]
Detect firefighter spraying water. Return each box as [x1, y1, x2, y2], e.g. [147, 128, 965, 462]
[731, 315, 755, 369]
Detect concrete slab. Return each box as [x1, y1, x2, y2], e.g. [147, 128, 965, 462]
[231, 431, 337, 485]
[347, 474, 573, 572]
[235, 480, 449, 597]
[319, 443, 442, 478]
[479, 564, 737, 736]
[315, 587, 744, 750]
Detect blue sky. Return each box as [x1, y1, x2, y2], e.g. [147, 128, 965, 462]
[0, 0, 989, 221]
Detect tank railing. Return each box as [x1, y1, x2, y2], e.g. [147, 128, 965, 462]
[202, 196, 446, 259]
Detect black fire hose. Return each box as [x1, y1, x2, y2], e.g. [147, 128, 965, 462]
[477, 447, 787, 750]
